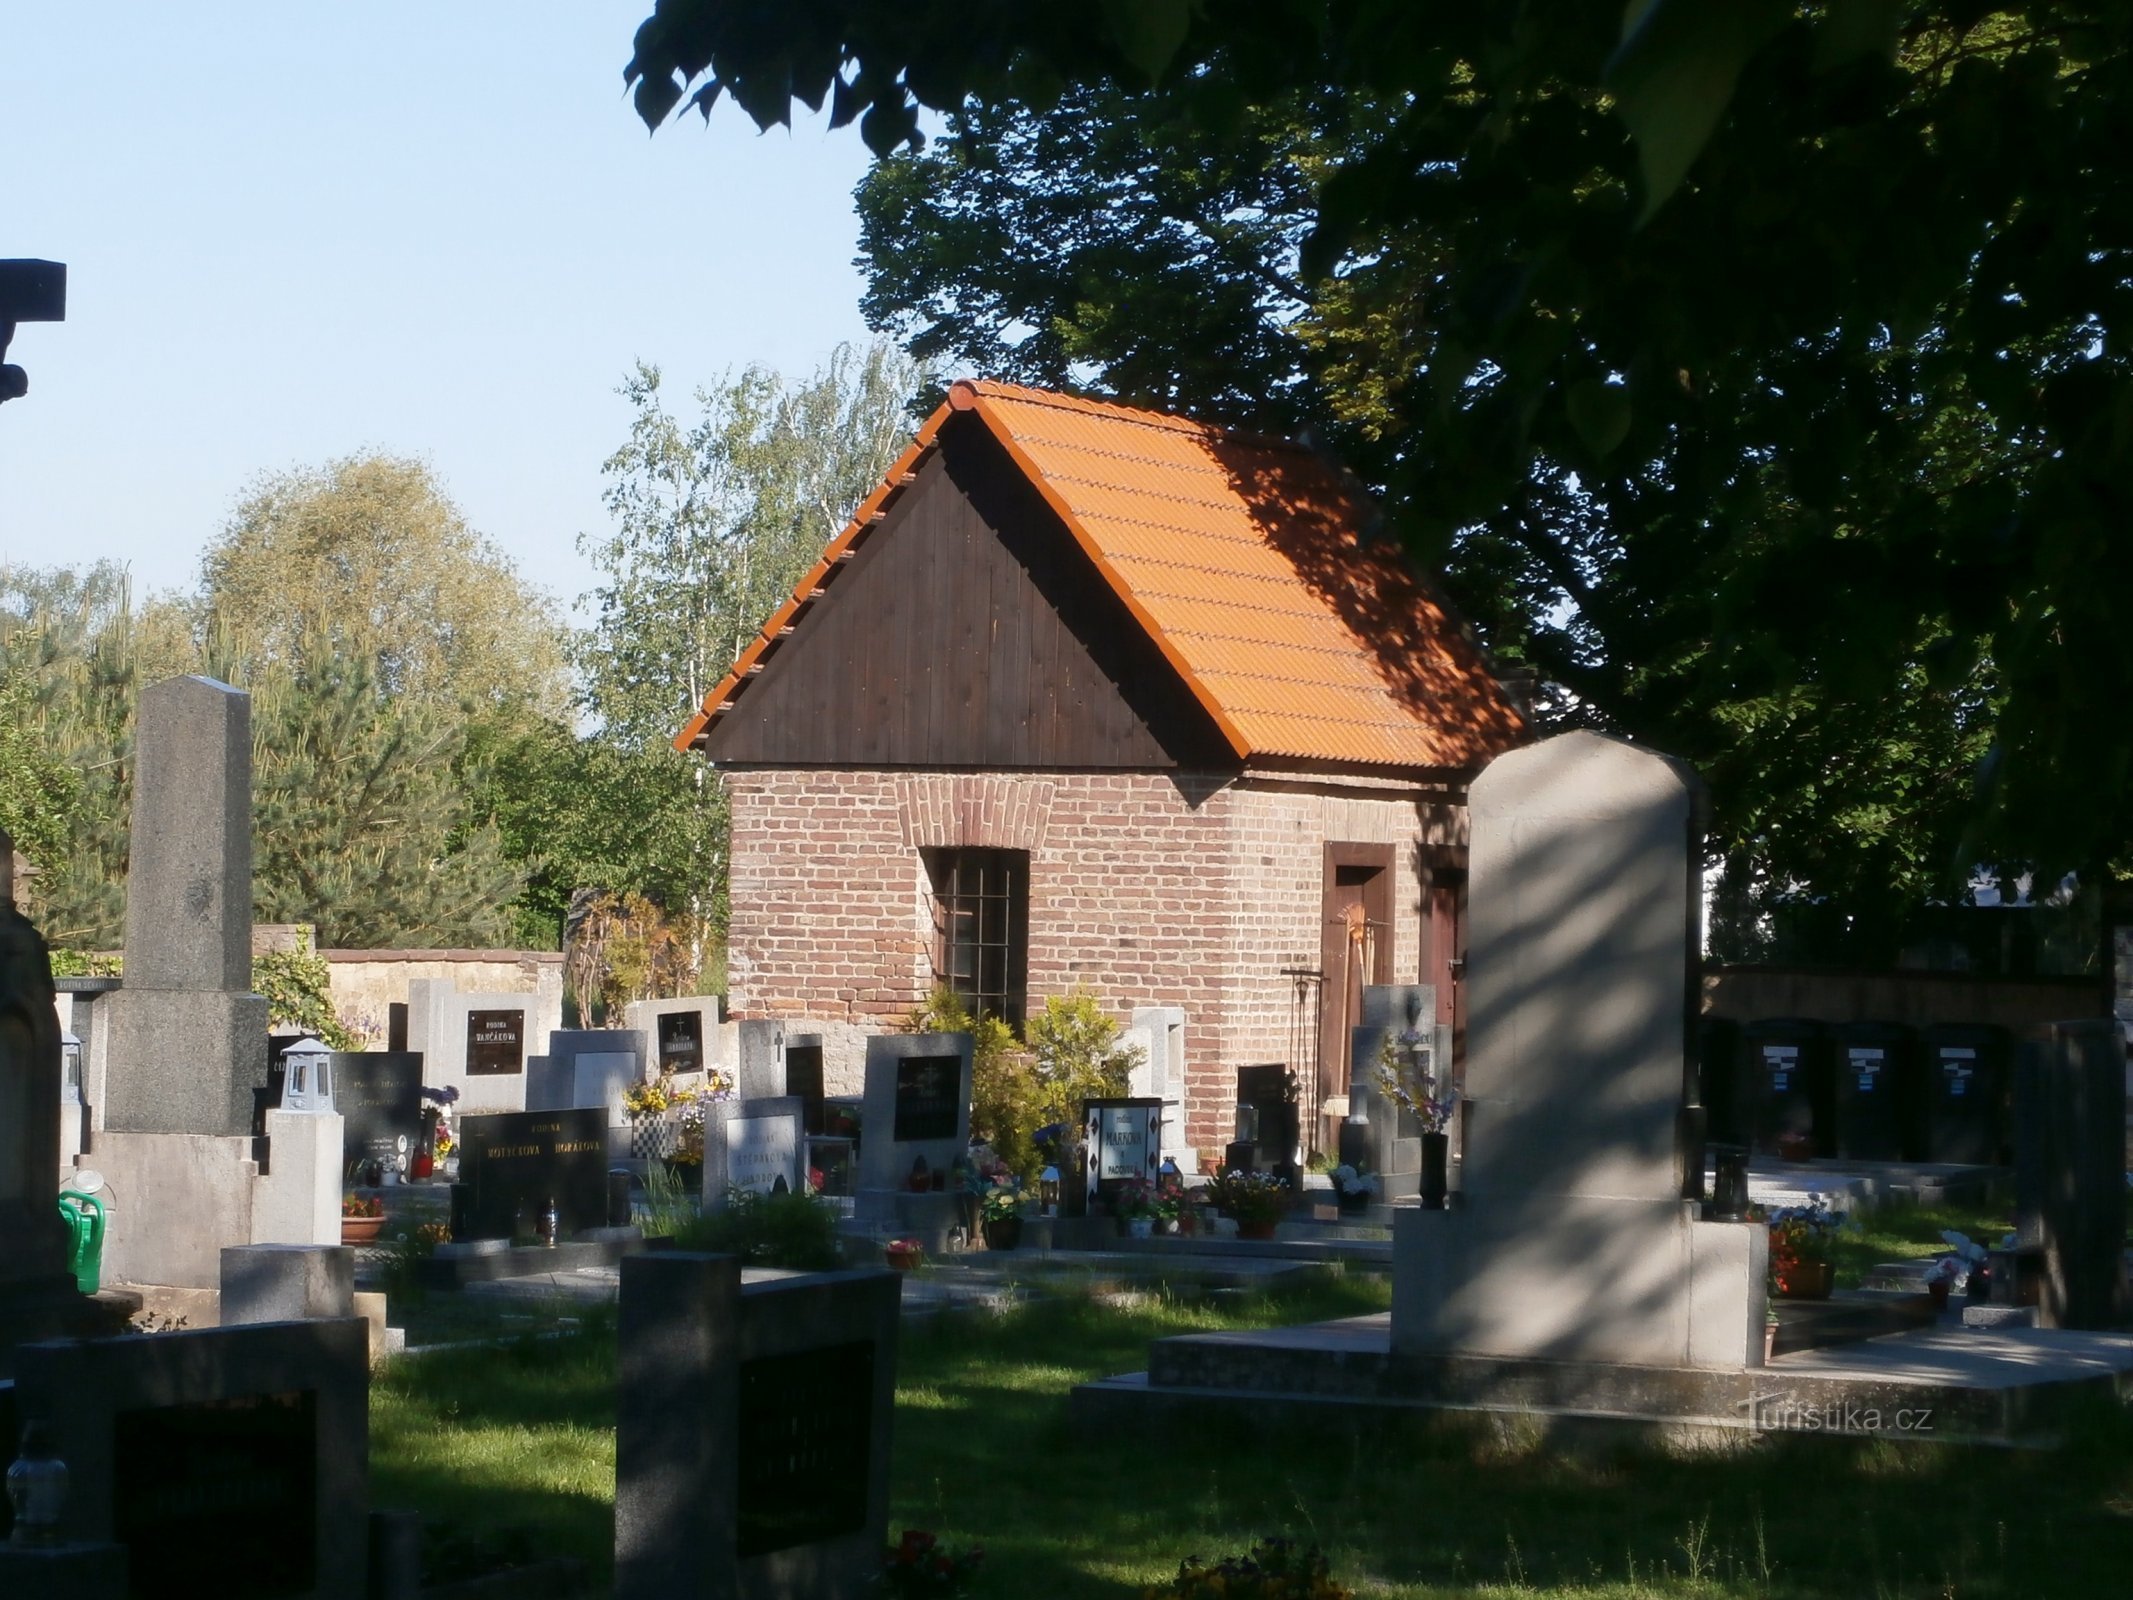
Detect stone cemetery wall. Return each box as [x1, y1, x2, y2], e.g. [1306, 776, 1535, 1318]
[12, 1315, 370, 1599]
[615, 1255, 898, 1600]
[325, 947, 563, 1051]
[723, 765, 1463, 1153]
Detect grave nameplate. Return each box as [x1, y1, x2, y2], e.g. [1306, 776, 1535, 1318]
[656, 1009, 703, 1075]
[329, 1052, 423, 1174]
[1081, 1097, 1163, 1210]
[892, 1056, 960, 1143]
[736, 1341, 874, 1558]
[466, 1008, 525, 1076]
[456, 1107, 608, 1239]
[729, 1115, 801, 1196]
[115, 1390, 317, 1599]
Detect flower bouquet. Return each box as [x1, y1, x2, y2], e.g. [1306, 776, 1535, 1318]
[883, 1236, 924, 1271]
[1144, 1537, 1351, 1600]
[1375, 1030, 1457, 1132]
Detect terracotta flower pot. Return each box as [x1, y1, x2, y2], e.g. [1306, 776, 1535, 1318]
[1776, 1259, 1834, 1300]
[340, 1215, 385, 1245]
[884, 1247, 921, 1271]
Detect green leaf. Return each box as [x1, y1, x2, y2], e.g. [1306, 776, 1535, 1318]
[1566, 380, 1632, 457]
[1102, 0, 1192, 86]
[1605, 0, 1790, 221]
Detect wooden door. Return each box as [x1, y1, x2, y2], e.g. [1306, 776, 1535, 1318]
[1317, 845, 1394, 1152]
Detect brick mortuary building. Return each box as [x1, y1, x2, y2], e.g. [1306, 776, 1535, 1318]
[675, 380, 1525, 1157]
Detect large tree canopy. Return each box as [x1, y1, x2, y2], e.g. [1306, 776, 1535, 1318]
[630, 2, 2133, 954]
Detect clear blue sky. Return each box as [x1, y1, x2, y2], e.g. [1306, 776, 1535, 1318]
[0, 3, 882, 617]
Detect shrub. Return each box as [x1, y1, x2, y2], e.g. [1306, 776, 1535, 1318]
[670, 1188, 842, 1270]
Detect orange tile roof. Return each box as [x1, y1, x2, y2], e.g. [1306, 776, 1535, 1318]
[677, 379, 1526, 772]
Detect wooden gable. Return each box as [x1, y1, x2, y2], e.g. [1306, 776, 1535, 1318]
[698, 415, 1234, 770]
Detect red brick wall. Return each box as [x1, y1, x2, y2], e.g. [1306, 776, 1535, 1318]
[722, 767, 1462, 1154]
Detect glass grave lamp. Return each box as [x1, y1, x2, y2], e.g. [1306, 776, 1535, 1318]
[280, 1035, 335, 1114]
[7, 1420, 67, 1547]
[59, 1028, 82, 1105]
[1039, 1166, 1060, 1216]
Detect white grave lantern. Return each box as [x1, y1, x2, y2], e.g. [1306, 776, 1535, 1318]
[59, 1028, 82, 1105]
[280, 1035, 336, 1114]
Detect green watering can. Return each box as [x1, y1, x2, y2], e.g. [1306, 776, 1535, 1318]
[56, 1189, 106, 1294]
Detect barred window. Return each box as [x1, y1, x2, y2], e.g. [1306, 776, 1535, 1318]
[925, 848, 1028, 1027]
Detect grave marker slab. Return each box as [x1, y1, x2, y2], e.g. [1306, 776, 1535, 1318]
[857, 1033, 974, 1218]
[1392, 731, 1765, 1370]
[615, 1254, 897, 1600]
[701, 1096, 806, 1204]
[1082, 1097, 1163, 1211]
[455, 1107, 609, 1240]
[657, 1008, 705, 1075]
[11, 1315, 368, 1600]
[321, 1051, 422, 1176]
[465, 1008, 525, 1076]
[737, 1019, 787, 1100]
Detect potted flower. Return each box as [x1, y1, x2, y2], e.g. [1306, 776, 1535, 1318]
[1376, 1031, 1457, 1208]
[1329, 1164, 1378, 1215]
[1209, 1169, 1291, 1240]
[979, 1181, 1024, 1250]
[1923, 1253, 1962, 1310]
[1758, 1193, 1852, 1299]
[340, 1192, 385, 1245]
[1112, 1176, 1159, 1238]
[883, 1236, 924, 1271]
[1154, 1172, 1191, 1235]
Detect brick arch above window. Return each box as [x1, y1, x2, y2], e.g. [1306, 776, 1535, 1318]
[895, 775, 1056, 851]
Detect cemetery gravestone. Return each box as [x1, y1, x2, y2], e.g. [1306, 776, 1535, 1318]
[701, 1096, 806, 1204]
[1233, 1063, 1298, 1174]
[324, 1052, 422, 1178]
[785, 1031, 827, 1133]
[657, 1008, 705, 1075]
[98, 677, 271, 1139]
[1392, 731, 1765, 1370]
[2015, 1019, 2131, 1329]
[1, 826, 85, 1374]
[455, 1108, 609, 1240]
[737, 1019, 787, 1101]
[615, 1254, 898, 1600]
[405, 979, 563, 1115]
[11, 1315, 369, 1600]
[1341, 985, 1434, 1199]
[1082, 1097, 1163, 1212]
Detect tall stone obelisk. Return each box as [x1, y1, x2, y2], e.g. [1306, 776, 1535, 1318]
[100, 675, 271, 1136]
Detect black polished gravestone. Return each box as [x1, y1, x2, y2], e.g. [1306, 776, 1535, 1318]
[9, 1315, 369, 1600]
[465, 1007, 525, 1076]
[656, 1008, 704, 1075]
[328, 1052, 422, 1175]
[455, 1107, 609, 1240]
[116, 1391, 318, 1598]
[891, 1056, 960, 1142]
[736, 1340, 874, 1557]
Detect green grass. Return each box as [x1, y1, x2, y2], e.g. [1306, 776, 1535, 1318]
[370, 1210, 2133, 1597]
[1829, 1197, 2015, 1289]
